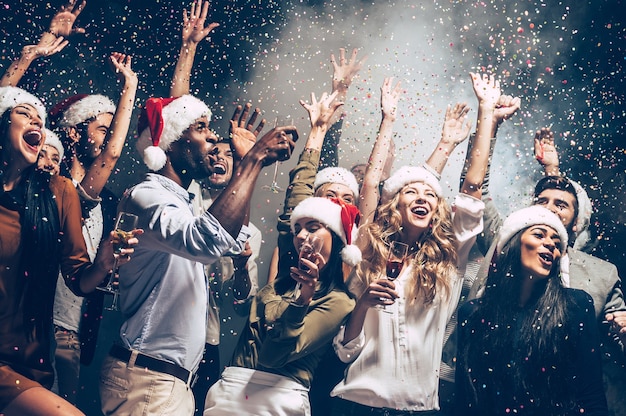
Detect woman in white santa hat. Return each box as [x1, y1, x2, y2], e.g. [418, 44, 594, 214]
[329, 99, 485, 414]
[455, 206, 607, 415]
[0, 86, 136, 416]
[204, 196, 359, 415]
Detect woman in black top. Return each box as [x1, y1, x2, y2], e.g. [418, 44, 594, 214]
[456, 205, 608, 416]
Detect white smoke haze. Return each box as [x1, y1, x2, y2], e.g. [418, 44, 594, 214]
[231, 0, 591, 286]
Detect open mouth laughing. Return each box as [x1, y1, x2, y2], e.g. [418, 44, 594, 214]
[23, 129, 42, 147]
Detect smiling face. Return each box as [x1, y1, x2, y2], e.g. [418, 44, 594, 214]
[206, 141, 233, 188]
[520, 225, 563, 280]
[75, 112, 114, 164]
[37, 144, 61, 175]
[292, 218, 333, 271]
[6, 104, 44, 169]
[169, 116, 219, 181]
[397, 181, 439, 239]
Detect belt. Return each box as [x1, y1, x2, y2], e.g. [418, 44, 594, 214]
[109, 345, 196, 386]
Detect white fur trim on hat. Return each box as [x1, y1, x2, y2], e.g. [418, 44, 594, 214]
[58, 94, 116, 127]
[381, 165, 443, 202]
[136, 95, 212, 171]
[0, 86, 46, 124]
[43, 128, 64, 161]
[314, 167, 360, 198]
[567, 179, 593, 250]
[497, 205, 569, 253]
[290, 197, 362, 266]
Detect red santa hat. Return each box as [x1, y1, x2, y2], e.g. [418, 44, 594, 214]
[50, 94, 116, 127]
[136, 95, 212, 171]
[0, 86, 46, 123]
[291, 197, 362, 266]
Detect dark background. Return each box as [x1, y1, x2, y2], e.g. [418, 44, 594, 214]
[1, 0, 624, 414]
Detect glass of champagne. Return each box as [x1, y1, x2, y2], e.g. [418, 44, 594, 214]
[284, 234, 323, 302]
[262, 116, 290, 193]
[97, 212, 138, 311]
[377, 241, 409, 311]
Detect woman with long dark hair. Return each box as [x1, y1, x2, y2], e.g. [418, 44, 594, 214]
[456, 205, 608, 415]
[204, 196, 359, 415]
[0, 87, 133, 415]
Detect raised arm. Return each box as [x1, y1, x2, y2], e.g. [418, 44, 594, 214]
[0, 0, 86, 87]
[229, 103, 265, 160]
[79, 53, 137, 199]
[209, 125, 298, 238]
[358, 77, 402, 224]
[425, 102, 472, 175]
[320, 48, 365, 168]
[458, 73, 523, 200]
[329, 47, 366, 123]
[170, 0, 219, 97]
[299, 90, 344, 151]
[227, 102, 266, 229]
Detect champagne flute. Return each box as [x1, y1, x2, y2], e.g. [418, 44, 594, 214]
[97, 212, 138, 311]
[377, 241, 409, 311]
[284, 234, 323, 302]
[262, 116, 289, 193]
[262, 162, 283, 193]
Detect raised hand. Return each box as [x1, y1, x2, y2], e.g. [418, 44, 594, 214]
[533, 127, 559, 176]
[109, 52, 138, 86]
[299, 90, 344, 129]
[229, 103, 266, 159]
[289, 252, 325, 305]
[380, 77, 402, 121]
[48, 0, 87, 37]
[182, 0, 220, 45]
[441, 102, 472, 146]
[331, 47, 367, 94]
[247, 126, 298, 166]
[493, 94, 521, 125]
[469, 72, 501, 109]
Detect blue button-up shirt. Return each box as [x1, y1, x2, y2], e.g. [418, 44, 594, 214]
[116, 174, 250, 372]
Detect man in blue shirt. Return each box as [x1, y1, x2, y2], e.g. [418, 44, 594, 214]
[99, 94, 297, 416]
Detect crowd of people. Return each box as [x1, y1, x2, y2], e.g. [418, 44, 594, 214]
[1, 1, 625, 415]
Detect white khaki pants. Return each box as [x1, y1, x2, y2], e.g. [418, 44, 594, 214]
[100, 355, 194, 416]
[204, 366, 310, 416]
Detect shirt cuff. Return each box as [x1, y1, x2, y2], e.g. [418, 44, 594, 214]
[332, 325, 365, 363]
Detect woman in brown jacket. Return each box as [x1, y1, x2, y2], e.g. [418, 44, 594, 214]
[0, 86, 135, 416]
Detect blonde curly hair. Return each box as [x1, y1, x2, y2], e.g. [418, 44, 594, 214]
[355, 187, 458, 305]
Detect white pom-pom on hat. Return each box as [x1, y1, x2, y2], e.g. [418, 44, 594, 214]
[136, 95, 212, 171]
[290, 197, 362, 266]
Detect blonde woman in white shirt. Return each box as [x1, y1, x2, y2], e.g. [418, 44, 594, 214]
[330, 102, 486, 414]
